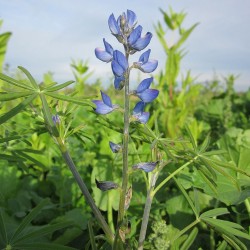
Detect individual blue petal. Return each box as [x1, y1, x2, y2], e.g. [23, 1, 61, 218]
[138, 89, 159, 103]
[112, 60, 124, 77]
[139, 49, 151, 63]
[103, 39, 113, 55]
[136, 112, 150, 124]
[114, 75, 125, 90]
[95, 179, 119, 191]
[101, 91, 112, 107]
[132, 161, 159, 172]
[95, 48, 113, 62]
[109, 141, 122, 153]
[128, 25, 142, 45]
[127, 10, 137, 29]
[136, 77, 153, 93]
[108, 14, 120, 35]
[140, 60, 158, 73]
[132, 32, 152, 51]
[92, 100, 114, 114]
[133, 101, 145, 114]
[113, 50, 128, 71]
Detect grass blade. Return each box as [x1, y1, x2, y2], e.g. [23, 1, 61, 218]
[0, 208, 8, 244]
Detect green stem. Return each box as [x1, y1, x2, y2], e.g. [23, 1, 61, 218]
[153, 157, 197, 196]
[108, 191, 115, 233]
[114, 53, 130, 250]
[173, 219, 200, 241]
[138, 172, 158, 250]
[57, 138, 114, 245]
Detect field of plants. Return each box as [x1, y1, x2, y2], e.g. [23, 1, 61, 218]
[0, 7, 250, 250]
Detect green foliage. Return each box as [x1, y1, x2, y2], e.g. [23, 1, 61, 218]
[1, 6, 250, 249]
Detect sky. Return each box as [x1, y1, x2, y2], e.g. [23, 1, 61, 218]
[0, 0, 250, 91]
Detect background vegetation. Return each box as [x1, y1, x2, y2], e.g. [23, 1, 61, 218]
[0, 7, 250, 250]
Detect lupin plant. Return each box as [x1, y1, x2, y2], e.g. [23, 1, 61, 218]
[93, 9, 159, 248]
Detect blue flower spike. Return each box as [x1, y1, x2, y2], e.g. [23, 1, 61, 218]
[95, 39, 113, 63]
[132, 101, 149, 124]
[95, 179, 119, 191]
[92, 91, 118, 115]
[134, 49, 158, 73]
[132, 161, 159, 173]
[136, 77, 159, 103]
[109, 141, 122, 153]
[111, 50, 128, 77]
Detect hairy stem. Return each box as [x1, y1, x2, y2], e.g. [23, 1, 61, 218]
[56, 137, 114, 244]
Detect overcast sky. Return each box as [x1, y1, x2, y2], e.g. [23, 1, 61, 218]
[1, 0, 250, 90]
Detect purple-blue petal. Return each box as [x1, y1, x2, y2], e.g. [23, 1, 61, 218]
[95, 48, 113, 62]
[132, 32, 152, 51]
[109, 141, 122, 153]
[127, 10, 137, 28]
[138, 89, 159, 103]
[133, 101, 145, 114]
[137, 112, 149, 124]
[128, 25, 142, 45]
[95, 179, 119, 191]
[114, 75, 125, 90]
[112, 60, 124, 77]
[108, 14, 120, 35]
[101, 91, 112, 107]
[139, 49, 151, 63]
[136, 77, 153, 93]
[92, 100, 114, 114]
[140, 60, 158, 73]
[103, 39, 113, 55]
[132, 161, 158, 172]
[113, 50, 128, 71]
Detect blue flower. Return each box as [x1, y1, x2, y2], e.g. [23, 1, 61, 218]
[132, 161, 159, 172]
[134, 49, 158, 73]
[92, 91, 118, 114]
[132, 101, 149, 124]
[111, 50, 128, 77]
[109, 141, 122, 153]
[52, 114, 60, 124]
[95, 39, 113, 63]
[135, 77, 159, 103]
[128, 25, 152, 53]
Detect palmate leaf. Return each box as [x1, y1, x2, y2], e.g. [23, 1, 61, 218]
[0, 93, 37, 125]
[222, 233, 247, 250]
[0, 135, 21, 143]
[0, 31, 11, 71]
[0, 91, 34, 101]
[180, 227, 198, 250]
[18, 66, 39, 90]
[9, 199, 50, 243]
